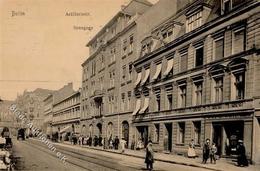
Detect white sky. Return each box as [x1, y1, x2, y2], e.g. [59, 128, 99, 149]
[0, 0, 159, 101]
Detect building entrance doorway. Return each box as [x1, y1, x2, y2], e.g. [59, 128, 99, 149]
[137, 126, 148, 147]
[122, 121, 129, 148]
[97, 123, 102, 136]
[164, 123, 172, 152]
[212, 121, 244, 157]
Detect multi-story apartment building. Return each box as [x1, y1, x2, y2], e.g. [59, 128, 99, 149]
[132, 0, 260, 164]
[81, 0, 152, 146]
[52, 90, 81, 140]
[43, 83, 75, 137]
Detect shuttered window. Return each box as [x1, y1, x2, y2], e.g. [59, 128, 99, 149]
[180, 53, 188, 72]
[214, 38, 224, 60]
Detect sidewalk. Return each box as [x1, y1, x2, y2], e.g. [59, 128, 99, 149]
[58, 141, 259, 171]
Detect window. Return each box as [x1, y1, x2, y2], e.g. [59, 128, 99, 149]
[223, 0, 231, 15]
[214, 37, 224, 60]
[127, 92, 131, 110]
[109, 70, 115, 88]
[178, 122, 185, 144]
[214, 78, 223, 103]
[110, 48, 116, 63]
[121, 93, 125, 111]
[232, 28, 245, 54]
[123, 39, 127, 57]
[194, 81, 203, 105]
[101, 55, 105, 68]
[129, 35, 134, 53]
[180, 52, 188, 72]
[154, 124, 160, 143]
[128, 63, 132, 81]
[186, 11, 202, 32]
[178, 85, 187, 108]
[162, 28, 174, 42]
[122, 65, 126, 80]
[167, 94, 173, 110]
[156, 95, 161, 111]
[193, 121, 201, 145]
[234, 73, 245, 100]
[195, 46, 204, 67]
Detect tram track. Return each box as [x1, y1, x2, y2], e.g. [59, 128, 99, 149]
[23, 139, 140, 171]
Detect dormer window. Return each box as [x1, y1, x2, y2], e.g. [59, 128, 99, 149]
[162, 28, 174, 43]
[222, 0, 231, 15]
[186, 10, 202, 33]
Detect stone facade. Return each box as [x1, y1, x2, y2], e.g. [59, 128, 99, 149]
[80, 0, 152, 147]
[132, 0, 260, 164]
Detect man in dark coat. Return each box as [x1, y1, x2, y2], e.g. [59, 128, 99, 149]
[237, 140, 248, 167]
[145, 140, 154, 170]
[202, 139, 210, 164]
[114, 136, 119, 150]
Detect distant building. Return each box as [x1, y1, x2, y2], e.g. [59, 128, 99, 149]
[80, 0, 152, 146]
[43, 82, 76, 137]
[15, 88, 54, 130]
[132, 0, 260, 164]
[52, 90, 81, 141]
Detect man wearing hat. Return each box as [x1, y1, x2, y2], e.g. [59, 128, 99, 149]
[202, 138, 210, 164]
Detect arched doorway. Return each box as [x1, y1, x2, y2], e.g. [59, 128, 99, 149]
[107, 122, 113, 138]
[97, 123, 102, 136]
[122, 121, 129, 148]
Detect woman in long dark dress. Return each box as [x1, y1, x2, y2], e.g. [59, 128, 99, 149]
[237, 140, 248, 167]
[145, 141, 154, 170]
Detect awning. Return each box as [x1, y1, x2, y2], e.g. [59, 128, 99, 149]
[141, 69, 150, 85]
[152, 63, 162, 81]
[59, 125, 71, 134]
[132, 99, 141, 116]
[163, 58, 173, 77]
[134, 72, 142, 87]
[139, 98, 150, 113]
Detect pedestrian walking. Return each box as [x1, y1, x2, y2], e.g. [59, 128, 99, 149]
[114, 136, 119, 150]
[187, 139, 196, 158]
[120, 138, 127, 153]
[210, 142, 217, 164]
[78, 135, 82, 146]
[145, 141, 154, 170]
[202, 139, 210, 164]
[237, 140, 248, 167]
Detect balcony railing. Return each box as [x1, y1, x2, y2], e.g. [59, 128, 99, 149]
[133, 99, 253, 121]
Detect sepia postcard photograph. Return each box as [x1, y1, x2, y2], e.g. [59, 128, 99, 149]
[0, 0, 260, 170]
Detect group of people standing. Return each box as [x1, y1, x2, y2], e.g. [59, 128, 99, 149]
[188, 138, 248, 167]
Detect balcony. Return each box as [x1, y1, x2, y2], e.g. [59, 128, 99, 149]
[133, 99, 254, 122]
[91, 89, 105, 99]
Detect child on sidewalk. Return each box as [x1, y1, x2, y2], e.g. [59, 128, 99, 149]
[210, 143, 217, 164]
